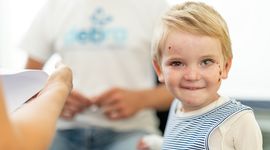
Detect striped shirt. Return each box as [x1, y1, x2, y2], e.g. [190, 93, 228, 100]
[162, 98, 251, 150]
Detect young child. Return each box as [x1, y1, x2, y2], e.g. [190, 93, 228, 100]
[141, 1, 263, 150]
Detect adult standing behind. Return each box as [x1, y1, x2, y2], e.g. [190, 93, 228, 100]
[21, 0, 174, 149]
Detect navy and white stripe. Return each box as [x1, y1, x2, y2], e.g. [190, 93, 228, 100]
[162, 98, 251, 150]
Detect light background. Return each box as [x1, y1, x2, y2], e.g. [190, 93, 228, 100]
[0, 0, 270, 100]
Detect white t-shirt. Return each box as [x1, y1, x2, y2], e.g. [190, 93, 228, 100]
[21, 0, 168, 133]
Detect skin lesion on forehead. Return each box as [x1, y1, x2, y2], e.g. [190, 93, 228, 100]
[164, 45, 176, 56]
[166, 45, 178, 54]
[168, 46, 172, 51]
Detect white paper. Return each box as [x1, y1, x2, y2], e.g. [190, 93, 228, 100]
[0, 69, 48, 112]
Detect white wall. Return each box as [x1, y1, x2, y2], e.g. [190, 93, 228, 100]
[1, 0, 270, 100]
[0, 0, 46, 68]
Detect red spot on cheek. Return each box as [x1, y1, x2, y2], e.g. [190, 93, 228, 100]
[218, 65, 222, 82]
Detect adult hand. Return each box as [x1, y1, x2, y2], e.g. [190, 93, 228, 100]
[28, 63, 73, 102]
[94, 88, 146, 120]
[43, 63, 73, 93]
[0, 64, 73, 150]
[60, 90, 92, 119]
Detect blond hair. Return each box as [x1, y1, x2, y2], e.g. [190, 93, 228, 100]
[152, 1, 232, 64]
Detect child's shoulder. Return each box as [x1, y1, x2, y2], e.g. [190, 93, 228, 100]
[218, 97, 252, 112]
[219, 106, 255, 132]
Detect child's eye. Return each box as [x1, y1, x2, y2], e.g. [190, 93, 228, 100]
[201, 59, 214, 67]
[170, 61, 184, 67]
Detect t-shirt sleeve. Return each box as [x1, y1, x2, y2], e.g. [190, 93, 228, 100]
[232, 110, 263, 150]
[20, 0, 55, 62]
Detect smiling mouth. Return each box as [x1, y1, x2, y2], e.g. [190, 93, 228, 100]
[181, 86, 204, 90]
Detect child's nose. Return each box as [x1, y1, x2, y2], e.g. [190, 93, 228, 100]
[183, 67, 201, 81]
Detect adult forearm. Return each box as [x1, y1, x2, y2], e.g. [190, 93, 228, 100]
[142, 85, 174, 111]
[11, 65, 72, 150]
[0, 81, 18, 150]
[11, 84, 70, 150]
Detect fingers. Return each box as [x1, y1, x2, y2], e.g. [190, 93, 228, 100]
[61, 87, 133, 120]
[35, 64, 73, 105]
[47, 63, 73, 92]
[60, 90, 92, 119]
[94, 88, 142, 120]
[70, 90, 92, 106]
[94, 88, 125, 119]
[94, 88, 121, 107]
[102, 103, 123, 120]
[62, 97, 84, 117]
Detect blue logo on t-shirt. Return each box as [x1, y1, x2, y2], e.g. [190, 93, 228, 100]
[64, 7, 128, 45]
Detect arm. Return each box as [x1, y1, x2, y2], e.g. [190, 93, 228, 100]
[0, 64, 72, 150]
[25, 56, 92, 120]
[0, 80, 17, 149]
[25, 57, 44, 69]
[138, 84, 173, 111]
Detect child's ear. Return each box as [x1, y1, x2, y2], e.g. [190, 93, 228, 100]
[152, 60, 165, 82]
[221, 58, 232, 79]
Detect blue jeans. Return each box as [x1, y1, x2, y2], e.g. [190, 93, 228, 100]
[49, 127, 148, 150]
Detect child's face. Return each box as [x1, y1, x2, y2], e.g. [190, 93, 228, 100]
[153, 30, 231, 112]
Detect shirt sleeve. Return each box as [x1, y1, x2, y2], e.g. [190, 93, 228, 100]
[20, 0, 56, 62]
[231, 110, 263, 150]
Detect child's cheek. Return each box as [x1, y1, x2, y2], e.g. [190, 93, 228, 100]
[204, 63, 222, 83]
[217, 64, 222, 82]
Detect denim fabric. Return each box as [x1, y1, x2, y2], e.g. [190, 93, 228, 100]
[49, 127, 148, 150]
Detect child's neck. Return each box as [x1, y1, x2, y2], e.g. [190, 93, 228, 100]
[177, 97, 227, 117]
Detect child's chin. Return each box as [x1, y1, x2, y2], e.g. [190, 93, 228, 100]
[179, 97, 204, 107]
